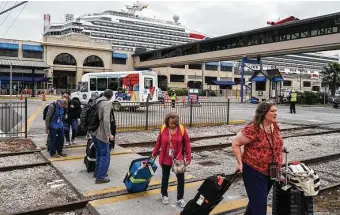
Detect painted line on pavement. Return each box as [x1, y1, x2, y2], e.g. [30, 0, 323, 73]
[84, 175, 194, 197]
[89, 180, 203, 207]
[49, 150, 133, 162]
[22, 102, 46, 133]
[89, 179, 253, 215]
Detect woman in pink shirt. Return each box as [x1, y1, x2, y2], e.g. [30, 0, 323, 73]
[152, 112, 192, 208]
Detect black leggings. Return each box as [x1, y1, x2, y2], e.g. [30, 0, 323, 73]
[161, 164, 185, 200]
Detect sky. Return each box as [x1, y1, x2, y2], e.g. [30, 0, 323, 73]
[0, 0, 339, 56]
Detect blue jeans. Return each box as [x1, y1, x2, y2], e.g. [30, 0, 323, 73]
[49, 127, 65, 156]
[92, 135, 110, 180]
[64, 119, 78, 141]
[242, 162, 273, 215]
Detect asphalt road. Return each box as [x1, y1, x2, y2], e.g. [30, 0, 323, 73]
[24, 100, 340, 135]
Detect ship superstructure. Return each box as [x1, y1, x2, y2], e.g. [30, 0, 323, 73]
[43, 2, 207, 51]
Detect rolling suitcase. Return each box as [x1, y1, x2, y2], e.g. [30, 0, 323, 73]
[84, 138, 96, 172]
[123, 157, 157, 193]
[272, 148, 314, 215]
[181, 171, 239, 215]
[83, 137, 115, 172]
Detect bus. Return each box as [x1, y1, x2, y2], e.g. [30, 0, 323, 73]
[71, 70, 159, 111]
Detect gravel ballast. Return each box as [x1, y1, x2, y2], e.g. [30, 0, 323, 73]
[0, 165, 80, 214]
[0, 152, 46, 168]
[116, 123, 320, 145]
[0, 139, 36, 153]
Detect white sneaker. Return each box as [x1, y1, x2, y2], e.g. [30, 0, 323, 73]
[162, 196, 169, 205]
[65, 141, 71, 146]
[177, 199, 186, 208]
[71, 139, 76, 144]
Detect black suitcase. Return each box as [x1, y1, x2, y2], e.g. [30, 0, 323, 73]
[180, 172, 238, 215]
[272, 148, 314, 215]
[272, 182, 313, 215]
[84, 138, 96, 172]
[83, 137, 115, 172]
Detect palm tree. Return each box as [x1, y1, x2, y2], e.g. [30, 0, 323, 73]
[320, 62, 340, 96]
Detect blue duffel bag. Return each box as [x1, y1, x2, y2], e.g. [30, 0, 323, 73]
[123, 156, 157, 193]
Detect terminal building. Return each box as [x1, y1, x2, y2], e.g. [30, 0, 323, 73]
[0, 4, 339, 96]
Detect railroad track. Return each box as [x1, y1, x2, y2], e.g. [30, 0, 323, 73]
[4, 150, 339, 215]
[0, 150, 89, 215]
[119, 125, 320, 149]
[135, 128, 340, 156]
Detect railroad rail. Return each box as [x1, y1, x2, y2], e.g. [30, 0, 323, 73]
[1, 151, 88, 215]
[3, 148, 339, 214]
[135, 128, 340, 156]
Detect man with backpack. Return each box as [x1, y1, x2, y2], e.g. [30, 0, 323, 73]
[89, 89, 114, 184]
[45, 98, 68, 158]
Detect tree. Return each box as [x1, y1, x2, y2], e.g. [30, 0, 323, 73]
[320, 62, 340, 96]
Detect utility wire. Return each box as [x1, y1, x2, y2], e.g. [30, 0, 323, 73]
[0, 1, 26, 16]
[0, 2, 15, 29]
[3, 2, 27, 37]
[0, 1, 7, 12]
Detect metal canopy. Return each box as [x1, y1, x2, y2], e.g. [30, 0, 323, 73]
[135, 12, 340, 62]
[0, 59, 50, 69]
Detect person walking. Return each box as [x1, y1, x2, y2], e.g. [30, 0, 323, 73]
[45, 98, 68, 158]
[289, 90, 297, 114]
[90, 89, 114, 184]
[64, 97, 82, 145]
[170, 90, 177, 108]
[232, 100, 284, 215]
[152, 112, 192, 208]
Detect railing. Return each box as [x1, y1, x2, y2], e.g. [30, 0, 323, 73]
[114, 99, 230, 132]
[0, 98, 28, 138]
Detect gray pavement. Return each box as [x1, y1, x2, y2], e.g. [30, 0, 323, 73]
[52, 151, 187, 198]
[89, 179, 246, 215]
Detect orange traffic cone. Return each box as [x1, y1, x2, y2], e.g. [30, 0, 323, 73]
[42, 93, 46, 101]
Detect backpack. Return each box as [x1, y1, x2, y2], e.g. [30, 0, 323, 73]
[87, 99, 107, 132]
[160, 124, 185, 136]
[43, 102, 56, 121]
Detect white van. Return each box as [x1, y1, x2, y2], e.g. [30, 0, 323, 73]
[71, 70, 159, 110]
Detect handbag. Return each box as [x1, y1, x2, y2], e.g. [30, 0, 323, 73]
[169, 130, 187, 174]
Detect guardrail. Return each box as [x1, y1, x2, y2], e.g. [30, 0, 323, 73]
[0, 98, 28, 138]
[114, 99, 230, 132]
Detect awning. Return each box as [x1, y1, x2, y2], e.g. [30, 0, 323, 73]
[0, 59, 50, 69]
[220, 62, 234, 67]
[213, 80, 237, 86]
[273, 76, 283, 82]
[22, 44, 43, 52]
[252, 76, 266, 82]
[0, 76, 47, 82]
[112, 52, 128, 59]
[205, 62, 219, 66]
[0, 68, 46, 74]
[0, 43, 19, 50]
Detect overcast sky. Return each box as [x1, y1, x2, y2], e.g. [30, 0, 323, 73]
[0, 1, 339, 56]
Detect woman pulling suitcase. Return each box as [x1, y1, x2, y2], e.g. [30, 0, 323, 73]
[232, 100, 284, 215]
[152, 112, 192, 208]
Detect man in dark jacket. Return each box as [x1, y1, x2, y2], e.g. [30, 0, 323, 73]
[64, 97, 82, 145]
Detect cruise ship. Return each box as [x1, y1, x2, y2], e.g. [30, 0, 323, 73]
[43, 2, 208, 51]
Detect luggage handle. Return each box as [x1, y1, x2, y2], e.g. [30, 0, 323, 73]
[216, 170, 240, 200]
[283, 147, 289, 185]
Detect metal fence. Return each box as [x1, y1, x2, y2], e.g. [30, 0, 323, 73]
[114, 99, 230, 132]
[0, 98, 28, 138]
